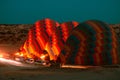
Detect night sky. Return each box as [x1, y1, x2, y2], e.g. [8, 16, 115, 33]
[0, 0, 120, 24]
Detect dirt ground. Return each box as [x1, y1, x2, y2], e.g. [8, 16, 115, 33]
[0, 44, 120, 80]
[0, 63, 120, 80]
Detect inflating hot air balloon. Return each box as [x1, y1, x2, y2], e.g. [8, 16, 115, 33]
[14, 18, 60, 63]
[14, 18, 79, 64]
[60, 20, 120, 66]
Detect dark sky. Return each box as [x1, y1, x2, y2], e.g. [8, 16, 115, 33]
[0, 0, 120, 24]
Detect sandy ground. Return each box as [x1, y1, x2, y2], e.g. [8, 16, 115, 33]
[0, 44, 120, 80]
[0, 62, 120, 80]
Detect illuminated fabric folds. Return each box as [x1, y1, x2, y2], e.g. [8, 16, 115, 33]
[60, 20, 120, 65]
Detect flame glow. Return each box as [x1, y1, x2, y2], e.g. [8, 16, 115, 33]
[0, 54, 3, 58]
[15, 52, 20, 55]
[20, 53, 23, 56]
[15, 52, 24, 57]
[40, 55, 45, 60]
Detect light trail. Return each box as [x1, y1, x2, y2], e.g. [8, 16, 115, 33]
[0, 57, 23, 66]
[0, 58, 37, 68]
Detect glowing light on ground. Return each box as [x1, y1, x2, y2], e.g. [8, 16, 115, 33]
[61, 65, 100, 69]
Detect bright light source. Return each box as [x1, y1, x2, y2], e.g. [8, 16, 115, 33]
[20, 53, 23, 56]
[15, 52, 20, 56]
[15, 52, 23, 57]
[40, 55, 45, 60]
[0, 54, 3, 58]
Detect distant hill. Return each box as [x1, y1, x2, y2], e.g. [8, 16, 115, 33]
[110, 24, 120, 37]
[0, 24, 119, 45]
[0, 24, 33, 44]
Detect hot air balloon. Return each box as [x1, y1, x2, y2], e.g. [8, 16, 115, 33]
[15, 18, 79, 64]
[14, 18, 119, 67]
[14, 18, 59, 63]
[60, 20, 120, 66]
